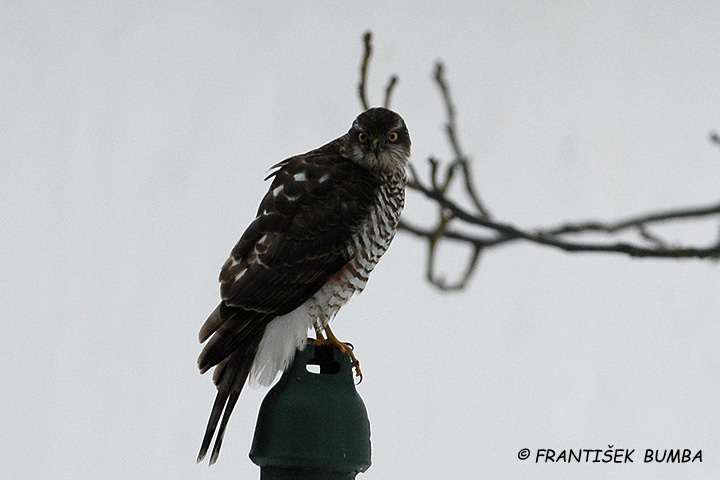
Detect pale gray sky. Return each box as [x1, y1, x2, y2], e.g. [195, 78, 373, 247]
[2, 3, 719, 479]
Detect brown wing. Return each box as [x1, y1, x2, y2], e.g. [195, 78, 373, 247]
[199, 151, 381, 370]
[220, 152, 381, 315]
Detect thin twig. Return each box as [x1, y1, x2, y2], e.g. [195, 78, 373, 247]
[548, 202, 720, 235]
[384, 75, 398, 108]
[434, 63, 462, 158]
[358, 32, 372, 110]
[433, 62, 491, 218]
[358, 31, 399, 110]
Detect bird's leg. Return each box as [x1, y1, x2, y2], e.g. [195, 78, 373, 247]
[309, 323, 362, 380]
[312, 320, 326, 341]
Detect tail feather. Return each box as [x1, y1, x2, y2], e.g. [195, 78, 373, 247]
[210, 390, 241, 464]
[197, 303, 267, 464]
[198, 305, 224, 343]
[197, 370, 233, 463]
[198, 305, 268, 374]
[197, 341, 260, 464]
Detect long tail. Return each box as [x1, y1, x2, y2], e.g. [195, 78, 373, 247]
[196, 347, 259, 464]
[197, 305, 267, 464]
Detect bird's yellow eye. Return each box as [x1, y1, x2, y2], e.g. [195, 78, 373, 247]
[358, 132, 367, 143]
[387, 131, 399, 143]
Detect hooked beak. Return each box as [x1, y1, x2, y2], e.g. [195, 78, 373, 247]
[371, 137, 383, 158]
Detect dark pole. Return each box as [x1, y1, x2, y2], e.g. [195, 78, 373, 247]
[249, 343, 372, 479]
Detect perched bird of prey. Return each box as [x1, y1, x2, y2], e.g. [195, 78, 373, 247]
[197, 107, 411, 464]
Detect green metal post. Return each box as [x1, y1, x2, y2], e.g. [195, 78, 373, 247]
[249, 343, 371, 479]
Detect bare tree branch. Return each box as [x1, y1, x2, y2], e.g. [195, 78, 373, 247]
[406, 176, 720, 258]
[383, 75, 398, 109]
[358, 32, 372, 110]
[358, 31, 398, 110]
[433, 62, 491, 219]
[357, 31, 720, 290]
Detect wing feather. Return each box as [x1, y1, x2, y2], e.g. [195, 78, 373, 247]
[220, 153, 380, 315]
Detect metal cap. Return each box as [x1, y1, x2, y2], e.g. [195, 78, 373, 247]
[250, 343, 371, 478]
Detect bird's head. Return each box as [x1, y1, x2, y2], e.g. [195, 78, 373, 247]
[346, 107, 411, 175]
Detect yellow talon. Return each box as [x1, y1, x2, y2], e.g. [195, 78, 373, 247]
[310, 324, 363, 380]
